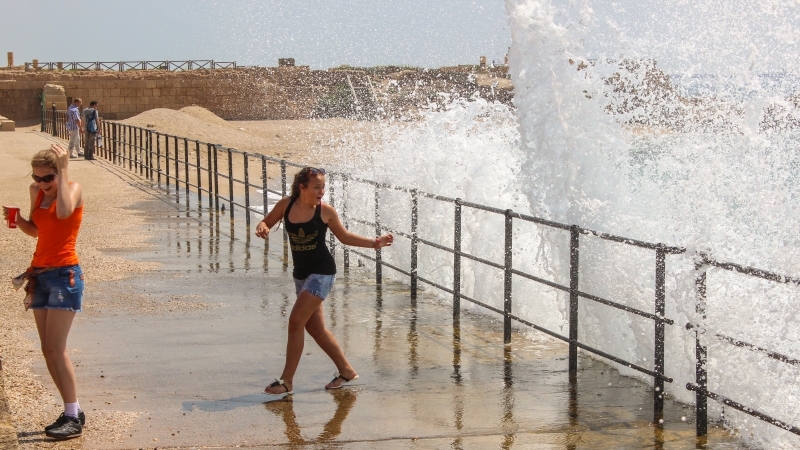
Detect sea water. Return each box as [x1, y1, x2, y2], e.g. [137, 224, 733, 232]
[333, 1, 800, 447]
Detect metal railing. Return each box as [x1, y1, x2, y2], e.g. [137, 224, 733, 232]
[45, 111, 800, 442]
[25, 60, 237, 72]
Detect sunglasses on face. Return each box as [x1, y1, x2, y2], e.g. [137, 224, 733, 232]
[32, 173, 57, 183]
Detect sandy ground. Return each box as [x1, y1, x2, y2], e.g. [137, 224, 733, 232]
[120, 106, 379, 166]
[0, 127, 159, 448]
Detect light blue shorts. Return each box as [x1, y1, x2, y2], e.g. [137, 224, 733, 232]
[294, 274, 336, 300]
[29, 264, 84, 312]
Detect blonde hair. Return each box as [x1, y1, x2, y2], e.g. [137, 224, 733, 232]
[31, 149, 57, 171]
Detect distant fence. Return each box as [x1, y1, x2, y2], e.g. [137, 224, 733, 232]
[44, 110, 800, 443]
[25, 60, 237, 72]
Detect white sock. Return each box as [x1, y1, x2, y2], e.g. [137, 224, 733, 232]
[64, 402, 79, 418]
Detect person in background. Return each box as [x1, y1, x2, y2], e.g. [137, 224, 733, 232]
[65, 98, 83, 158]
[81, 101, 101, 161]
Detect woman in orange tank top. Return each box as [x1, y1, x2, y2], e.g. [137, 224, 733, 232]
[3, 144, 85, 440]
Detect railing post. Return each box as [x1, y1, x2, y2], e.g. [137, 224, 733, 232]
[227, 148, 234, 218]
[134, 128, 139, 173]
[261, 156, 268, 219]
[694, 257, 709, 441]
[280, 160, 287, 198]
[410, 189, 418, 301]
[208, 144, 214, 207]
[328, 174, 336, 257]
[342, 175, 350, 270]
[174, 136, 180, 198]
[184, 138, 190, 205]
[654, 244, 666, 426]
[196, 141, 202, 208]
[453, 199, 462, 318]
[51, 104, 56, 136]
[375, 185, 382, 285]
[243, 153, 251, 227]
[503, 209, 513, 345]
[139, 128, 144, 174]
[156, 133, 162, 188]
[112, 123, 117, 165]
[129, 126, 133, 171]
[280, 160, 287, 253]
[213, 146, 220, 211]
[146, 131, 151, 179]
[165, 134, 170, 190]
[569, 225, 580, 376]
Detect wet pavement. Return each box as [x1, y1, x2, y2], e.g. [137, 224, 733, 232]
[33, 162, 746, 449]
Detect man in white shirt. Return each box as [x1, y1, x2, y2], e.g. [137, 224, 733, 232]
[65, 98, 84, 158]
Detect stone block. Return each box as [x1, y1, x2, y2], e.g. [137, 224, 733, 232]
[0, 120, 16, 131]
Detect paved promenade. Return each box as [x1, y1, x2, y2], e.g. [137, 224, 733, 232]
[2, 130, 745, 449]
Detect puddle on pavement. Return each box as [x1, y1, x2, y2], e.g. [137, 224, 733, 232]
[32, 176, 747, 449]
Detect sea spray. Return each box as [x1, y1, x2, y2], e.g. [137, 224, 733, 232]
[332, 1, 800, 446]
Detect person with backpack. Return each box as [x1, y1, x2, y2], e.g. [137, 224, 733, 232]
[81, 101, 101, 161]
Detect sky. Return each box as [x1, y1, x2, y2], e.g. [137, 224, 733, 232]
[0, 0, 511, 69]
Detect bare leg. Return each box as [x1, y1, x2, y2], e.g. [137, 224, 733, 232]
[304, 306, 357, 388]
[38, 309, 77, 403]
[265, 291, 323, 394]
[33, 310, 62, 395]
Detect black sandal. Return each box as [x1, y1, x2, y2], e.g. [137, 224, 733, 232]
[326, 372, 359, 390]
[264, 378, 293, 399]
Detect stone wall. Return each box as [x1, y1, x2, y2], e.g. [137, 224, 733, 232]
[0, 66, 514, 122]
[0, 67, 342, 121]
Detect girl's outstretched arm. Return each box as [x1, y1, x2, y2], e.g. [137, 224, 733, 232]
[255, 196, 290, 239]
[323, 203, 393, 248]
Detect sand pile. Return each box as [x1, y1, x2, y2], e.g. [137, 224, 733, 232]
[119, 106, 378, 164]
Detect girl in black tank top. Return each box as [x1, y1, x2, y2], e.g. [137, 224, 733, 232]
[283, 196, 336, 280]
[255, 167, 394, 398]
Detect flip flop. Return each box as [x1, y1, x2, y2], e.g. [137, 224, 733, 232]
[264, 378, 293, 401]
[326, 372, 359, 390]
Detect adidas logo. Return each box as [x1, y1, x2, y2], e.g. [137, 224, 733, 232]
[288, 228, 318, 245]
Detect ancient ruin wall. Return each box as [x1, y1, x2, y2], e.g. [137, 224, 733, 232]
[0, 66, 514, 122]
[0, 67, 344, 121]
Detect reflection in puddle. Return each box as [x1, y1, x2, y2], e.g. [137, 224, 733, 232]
[264, 390, 358, 445]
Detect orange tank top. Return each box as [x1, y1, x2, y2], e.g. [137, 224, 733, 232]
[31, 186, 83, 267]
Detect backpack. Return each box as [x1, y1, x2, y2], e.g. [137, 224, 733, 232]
[86, 108, 98, 133]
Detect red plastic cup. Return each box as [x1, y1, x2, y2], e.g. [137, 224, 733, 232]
[5, 206, 20, 228]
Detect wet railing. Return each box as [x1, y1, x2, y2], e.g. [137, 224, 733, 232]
[43, 111, 800, 442]
[25, 60, 237, 72]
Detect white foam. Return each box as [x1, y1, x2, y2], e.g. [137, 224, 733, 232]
[332, 2, 800, 447]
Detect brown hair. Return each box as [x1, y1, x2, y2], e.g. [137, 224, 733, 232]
[31, 149, 57, 171]
[290, 167, 325, 199]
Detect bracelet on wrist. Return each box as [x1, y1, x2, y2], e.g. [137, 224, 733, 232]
[375, 237, 380, 249]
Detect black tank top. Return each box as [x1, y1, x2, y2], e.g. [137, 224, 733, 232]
[284, 197, 337, 280]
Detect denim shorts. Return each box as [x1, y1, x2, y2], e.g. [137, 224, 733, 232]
[294, 274, 336, 300]
[29, 265, 84, 312]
